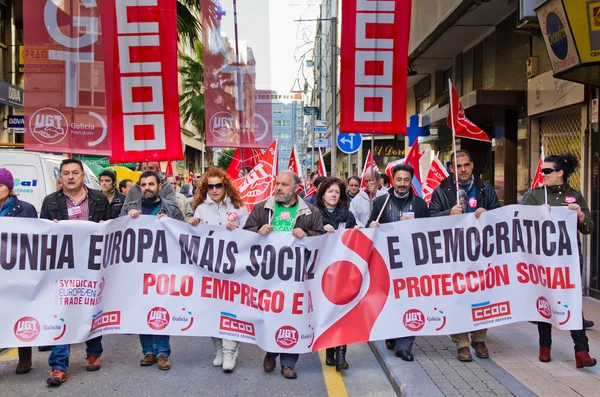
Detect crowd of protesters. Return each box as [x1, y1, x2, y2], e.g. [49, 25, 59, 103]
[0, 149, 596, 386]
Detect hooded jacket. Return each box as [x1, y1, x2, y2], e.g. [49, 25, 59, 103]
[193, 195, 249, 228]
[349, 188, 387, 226]
[244, 196, 325, 236]
[429, 174, 500, 217]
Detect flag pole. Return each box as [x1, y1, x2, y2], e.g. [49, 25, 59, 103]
[370, 131, 375, 218]
[449, 79, 460, 205]
[541, 146, 547, 205]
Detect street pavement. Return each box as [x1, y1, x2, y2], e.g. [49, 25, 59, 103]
[0, 337, 396, 397]
[2, 298, 600, 396]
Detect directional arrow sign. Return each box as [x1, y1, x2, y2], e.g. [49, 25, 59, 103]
[337, 133, 362, 154]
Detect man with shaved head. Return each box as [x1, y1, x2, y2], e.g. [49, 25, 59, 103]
[244, 170, 325, 379]
[120, 162, 177, 215]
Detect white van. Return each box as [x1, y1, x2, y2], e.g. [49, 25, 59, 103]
[0, 150, 101, 213]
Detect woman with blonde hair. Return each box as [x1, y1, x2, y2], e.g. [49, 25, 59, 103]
[188, 167, 248, 372]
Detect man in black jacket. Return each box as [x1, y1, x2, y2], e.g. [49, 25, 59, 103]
[40, 159, 110, 386]
[368, 163, 428, 362]
[429, 150, 500, 362]
[99, 170, 125, 219]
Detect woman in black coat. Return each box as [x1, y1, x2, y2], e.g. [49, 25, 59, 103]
[0, 168, 38, 375]
[314, 177, 357, 371]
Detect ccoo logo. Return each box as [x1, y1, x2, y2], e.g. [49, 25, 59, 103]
[404, 309, 425, 332]
[14, 316, 41, 342]
[536, 296, 552, 319]
[147, 307, 170, 331]
[275, 325, 298, 349]
[29, 108, 69, 145]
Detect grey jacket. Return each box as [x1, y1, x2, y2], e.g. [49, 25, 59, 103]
[120, 178, 177, 216]
[121, 198, 184, 221]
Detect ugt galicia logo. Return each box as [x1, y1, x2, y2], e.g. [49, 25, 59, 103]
[404, 309, 425, 331]
[536, 296, 552, 319]
[275, 325, 298, 349]
[29, 108, 69, 144]
[14, 316, 40, 342]
[147, 307, 170, 331]
[209, 111, 238, 141]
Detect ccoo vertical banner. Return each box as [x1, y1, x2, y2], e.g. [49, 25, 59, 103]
[23, 0, 111, 155]
[100, 0, 183, 163]
[340, 0, 411, 134]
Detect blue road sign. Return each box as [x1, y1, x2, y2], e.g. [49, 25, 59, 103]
[337, 133, 362, 154]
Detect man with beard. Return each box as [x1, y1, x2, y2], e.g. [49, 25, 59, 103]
[99, 170, 125, 219]
[368, 163, 429, 362]
[121, 171, 184, 371]
[244, 170, 325, 379]
[429, 150, 500, 362]
[120, 162, 177, 214]
[40, 159, 111, 386]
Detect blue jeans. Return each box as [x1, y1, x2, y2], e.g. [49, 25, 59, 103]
[49, 336, 103, 372]
[139, 335, 170, 357]
[266, 352, 299, 368]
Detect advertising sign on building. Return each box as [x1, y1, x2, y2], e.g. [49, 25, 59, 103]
[7, 115, 24, 133]
[536, 0, 581, 74]
[527, 71, 585, 116]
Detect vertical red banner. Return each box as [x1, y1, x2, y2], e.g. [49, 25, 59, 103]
[24, 0, 110, 155]
[340, 0, 411, 134]
[100, 0, 183, 163]
[200, 0, 273, 148]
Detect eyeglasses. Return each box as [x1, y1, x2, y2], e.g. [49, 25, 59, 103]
[207, 183, 224, 190]
[541, 168, 558, 175]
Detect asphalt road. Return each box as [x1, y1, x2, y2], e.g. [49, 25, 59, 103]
[0, 335, 397, 397]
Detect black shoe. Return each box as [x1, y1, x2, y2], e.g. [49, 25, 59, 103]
[584, 319, 595, 329]
[395, 350, 414, 362]
[325, 348, 335, 366]
[335, 346, 349, 371]
[385, 339, 396, 350]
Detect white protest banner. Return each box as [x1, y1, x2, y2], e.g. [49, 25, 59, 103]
[0, 205, 581, 352]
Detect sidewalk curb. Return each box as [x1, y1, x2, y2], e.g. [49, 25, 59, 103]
[368, 341, 405, 397]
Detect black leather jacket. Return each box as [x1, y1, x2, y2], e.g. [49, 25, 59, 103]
[40, 188, 110, 223]
[429, 175, 500, 217]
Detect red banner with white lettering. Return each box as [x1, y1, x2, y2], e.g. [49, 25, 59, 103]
[422, 155, 449, 206]
[24, 0, 110, 155]
[200, 1, 273, 148]
[340, 0, 411, 134]
[100, 0, 183, 163]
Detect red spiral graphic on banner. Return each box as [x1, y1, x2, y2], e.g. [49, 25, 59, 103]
[312, 229, 390, 350]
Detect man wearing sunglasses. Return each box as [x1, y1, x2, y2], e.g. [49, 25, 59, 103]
[244, 170, 325, 380]
[429, 150, 500, 362]
[181, 172, 202, 198]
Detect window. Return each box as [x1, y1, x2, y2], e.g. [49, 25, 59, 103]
[79, 62, 106, 107]
[274, 120, 291, 127]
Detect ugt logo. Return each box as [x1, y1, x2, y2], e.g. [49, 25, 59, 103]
[403, 309, 425, 332]
[147, 307, 170, 331]
[275, 325, 298, 349]
[30, 108, 69, 144]
[14, 316, 41, 342]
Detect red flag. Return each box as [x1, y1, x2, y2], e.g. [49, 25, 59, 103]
[227, 148, 262, 179]
[233, 141, 278, 212]
[288, 147, 304, 193]
[447, 81, 491, 142]
[165, 161, 174, 176]
[385, 141, 424, 196]
[531, 148, 545, 189]
[318, 148, 327, 177]
[187, 172, 193, 184]
[360, 150, 380, 188]
[422, 155, 450, 206]
[304, 186, 316, 199]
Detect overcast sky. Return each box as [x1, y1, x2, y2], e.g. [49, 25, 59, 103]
[218, 0, 319, 93]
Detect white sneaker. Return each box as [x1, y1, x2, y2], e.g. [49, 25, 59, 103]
[212, 338, 223, 367]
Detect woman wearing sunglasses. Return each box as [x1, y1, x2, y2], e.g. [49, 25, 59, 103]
[188, 167, 249, 372]
[314, 177, 358, 371]
[522, 153, 596, 369]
